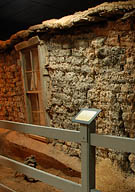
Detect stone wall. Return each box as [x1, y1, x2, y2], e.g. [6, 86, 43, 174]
[42, 18, 135, 170]
[0, 50, 26, 122]
[0, 12, 135, 171]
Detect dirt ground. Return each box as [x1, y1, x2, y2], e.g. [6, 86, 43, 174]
[0, 162, 80, 192]
[1, 129, 135, 192]
[1, 159, 135, 192]
[0, 142, 81, 192]
[0, 129, 81, 192]
[96, 159, 135, 192]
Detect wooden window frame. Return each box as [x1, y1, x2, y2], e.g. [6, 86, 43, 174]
[15, 36, 46, 126]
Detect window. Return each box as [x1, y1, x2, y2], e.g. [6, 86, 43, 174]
[15, 36, 51, 142]
[15, 36, 50, 129]
[22, 46, 45, 125]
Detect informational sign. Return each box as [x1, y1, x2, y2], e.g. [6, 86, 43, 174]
[72, 108, 101, 125]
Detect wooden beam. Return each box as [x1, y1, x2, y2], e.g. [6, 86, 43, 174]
[15, 36, 40, 51]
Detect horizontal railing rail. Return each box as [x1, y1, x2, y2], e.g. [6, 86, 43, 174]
[0, 155, 81, 192]
[90, 133, 135, 153]
[0, 120, 84, 192]
[0, 119, 135, 192]
[0, 120, 80, 143]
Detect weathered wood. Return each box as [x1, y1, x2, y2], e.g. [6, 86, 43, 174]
[19, 44, 46, 126]
[38, 43, 50, 126]
[15, 36, 40, 51]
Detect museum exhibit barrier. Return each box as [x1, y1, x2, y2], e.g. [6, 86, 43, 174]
[0, 108, 135, 192]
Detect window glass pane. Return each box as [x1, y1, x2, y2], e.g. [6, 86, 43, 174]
[23, 51, 31, 71]
[32, 48, 39, 71]
[26, 72, 40, 91]
[34, 71, 40, 90]
[26, 72, 33, 91]
[28, 94, 40, 111]
[32, 112, 40, 125]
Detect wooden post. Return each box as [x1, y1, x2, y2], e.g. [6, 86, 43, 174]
[80, 120, 96, 192]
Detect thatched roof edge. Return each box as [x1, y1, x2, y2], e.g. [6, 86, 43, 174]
[0, 1, 135, 52]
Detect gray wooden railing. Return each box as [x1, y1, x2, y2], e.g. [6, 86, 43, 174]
[0, 119, 135, 192]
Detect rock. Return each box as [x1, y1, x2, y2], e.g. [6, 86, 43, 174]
[129, 154, 135, 172]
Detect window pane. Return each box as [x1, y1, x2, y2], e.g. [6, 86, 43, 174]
[26, 72, 40, 91]
[32, 112, 40, 125]
[34, 71, 40, 90]
[26, 72, 33, 91]
[32, 48, 39, 71]
[28, 94, 40, 111]
[23, 51, 31, 71]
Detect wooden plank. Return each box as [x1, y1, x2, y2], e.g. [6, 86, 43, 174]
[26, 91, 40, 94]
[15, 36, 40, 51]
[38, 44, 50, 126]
[26, 70, 39, 73]
[0, 155, 81, 192]
[0, 120, 81, 143]
[91, 133, 135, 153]
[28, 134, 49, 143]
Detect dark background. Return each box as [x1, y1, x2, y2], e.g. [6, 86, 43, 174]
[0, 0, 128, 40]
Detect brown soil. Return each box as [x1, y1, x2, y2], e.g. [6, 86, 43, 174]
[0, 130, 81, 192]
[1, 158, 135, 192]
[0, 140, 81, 192]
[1, 130, 135, 192]
[0, 162, 80, 192]
[3, 141, 81, 178]
[96, 159, 135, 192]
[0, 160, 135, 192]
